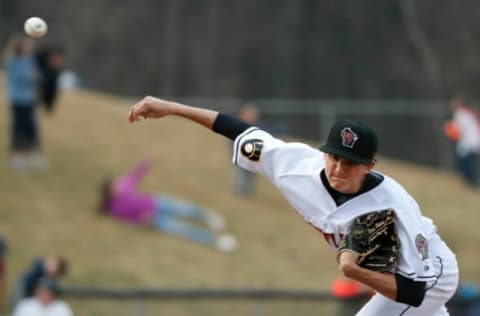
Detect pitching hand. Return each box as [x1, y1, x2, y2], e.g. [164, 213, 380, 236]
[128, 96, 174, 123]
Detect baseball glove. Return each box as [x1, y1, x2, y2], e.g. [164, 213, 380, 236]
[337, 209, 399, 273]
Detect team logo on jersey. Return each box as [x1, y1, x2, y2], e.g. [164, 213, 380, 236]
[415, 234, 429, 260]
[341, 127, 359, 148]
[241, 139, 263, 161]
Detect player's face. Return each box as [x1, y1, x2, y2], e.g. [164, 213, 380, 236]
[324, 154, 375, 194]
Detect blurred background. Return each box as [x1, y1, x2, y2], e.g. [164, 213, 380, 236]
[0, 0, 479, 315]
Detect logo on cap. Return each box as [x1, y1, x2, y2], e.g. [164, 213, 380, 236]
[340, 127, 359, 148]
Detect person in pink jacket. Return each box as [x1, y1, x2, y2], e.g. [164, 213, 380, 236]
[98, 160, 237, 252]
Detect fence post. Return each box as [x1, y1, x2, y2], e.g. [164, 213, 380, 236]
[134, 299, 146, 316]
[0, 237, 7, 315]
[319, 103, 336, 143]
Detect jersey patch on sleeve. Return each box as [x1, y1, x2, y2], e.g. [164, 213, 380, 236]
[415, 234, 429, 260]
[240, 139, 263, 161]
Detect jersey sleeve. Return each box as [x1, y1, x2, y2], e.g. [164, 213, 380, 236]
[395, 197, 437, 283]
[232, 127, 324, 183]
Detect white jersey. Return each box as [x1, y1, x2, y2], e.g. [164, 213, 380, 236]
[234, 127, 441, 283]
[13, 298, 74, 316]
[453, 107, 480, 156]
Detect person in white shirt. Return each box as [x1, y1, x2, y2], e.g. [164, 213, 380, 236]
[446, 97, 480, 187]
[12, 277, 73, 316]
[127, 96, 459, 315]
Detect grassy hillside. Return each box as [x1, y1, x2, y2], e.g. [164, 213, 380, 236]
[0, 76, 479, 297]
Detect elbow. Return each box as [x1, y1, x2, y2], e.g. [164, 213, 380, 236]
[339, 261, 358, 278]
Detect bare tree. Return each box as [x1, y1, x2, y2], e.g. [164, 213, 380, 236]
[398, 0, 443, 96]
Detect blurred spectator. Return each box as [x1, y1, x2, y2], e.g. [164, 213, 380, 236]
[98, 160, 237, 252]
[3, 34, 46, 171]
[331, 277, 373, 316]
[58, 70, 82, 90]
[12, 277, 73, 316]
[35, 45, 66, 113]
[11, 257, 68, 309]
[448, 282, 480, 316]
[232, 103, 261, 197]
[0, 237, 7, 313]
[444, 97, 480, 187]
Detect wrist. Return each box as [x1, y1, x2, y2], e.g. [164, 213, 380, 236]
[171, 101, 192, 116]
[167, 101, 181, 114]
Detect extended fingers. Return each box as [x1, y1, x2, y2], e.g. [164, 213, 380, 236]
[128, 108, 136, 123]
[128, 99, 148, 123]
[128, 106, 141, 123]
[128, 96, 170, 123]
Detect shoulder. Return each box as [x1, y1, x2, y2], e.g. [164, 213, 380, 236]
[358, 173, 420, 213]
[375, 173, 413, 199]
[373, 175, 433, 226]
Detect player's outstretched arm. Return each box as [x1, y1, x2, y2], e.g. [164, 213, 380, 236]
[128, 96, 219, 130]
[128, 96, 255, 141]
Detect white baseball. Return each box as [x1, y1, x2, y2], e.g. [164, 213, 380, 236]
[24, 17, 48, 38]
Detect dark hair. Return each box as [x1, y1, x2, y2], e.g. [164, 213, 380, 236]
[98, 177, 114, 214]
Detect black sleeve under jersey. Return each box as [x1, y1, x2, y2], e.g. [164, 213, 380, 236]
[395, 273, 426, 307]
[212, 112, 254, 140]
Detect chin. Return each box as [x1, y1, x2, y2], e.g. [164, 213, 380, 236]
[330, 181, 347, 192]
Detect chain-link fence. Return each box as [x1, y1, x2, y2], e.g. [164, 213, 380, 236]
[175, 98, 455, 168]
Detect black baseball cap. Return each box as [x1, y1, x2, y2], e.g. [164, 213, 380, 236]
[319, 120, 378, 164]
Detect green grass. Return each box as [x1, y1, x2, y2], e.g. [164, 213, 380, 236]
[0, 74, 479, 314]
[66, 299, 339, 316]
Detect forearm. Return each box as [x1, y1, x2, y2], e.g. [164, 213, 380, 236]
[340, 262, 397, 301]
[168, 101, 219, 130]
[338, 251, 426, 306]
[129, 96, 253, 139]
[129, 96, 219, 129]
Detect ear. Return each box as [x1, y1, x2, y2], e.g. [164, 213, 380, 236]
[365, 158, 377, 172]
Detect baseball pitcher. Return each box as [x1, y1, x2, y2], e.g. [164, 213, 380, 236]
[128, 97, 459, 316]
